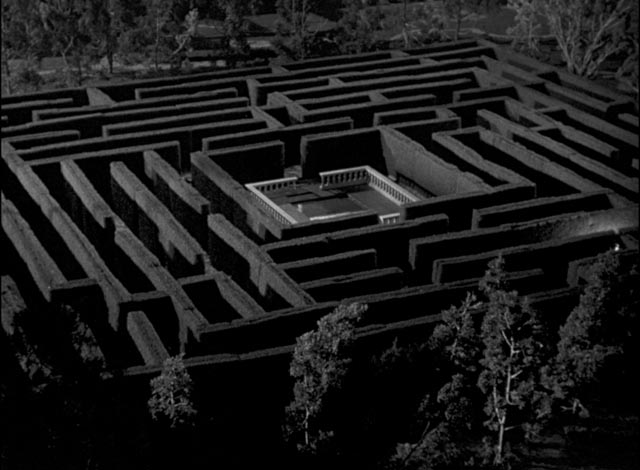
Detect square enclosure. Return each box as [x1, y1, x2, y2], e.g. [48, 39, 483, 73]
[245, 165, 420, 225]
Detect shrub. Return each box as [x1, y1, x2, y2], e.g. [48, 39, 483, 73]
[148, 353, 197, 428]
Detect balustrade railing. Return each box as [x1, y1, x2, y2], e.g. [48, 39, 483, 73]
[379, 213, 401, 224]
[246, 166, 418, 227]
[252, 177, 297, 194]
[320, 167, 370, 189]
[245, 181, 298, 225]
[366, 167, 418, 204]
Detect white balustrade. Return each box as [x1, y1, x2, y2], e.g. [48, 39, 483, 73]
[246, 165, 418, 227]
[320, 166, 370, 189]
[366, 167, 418, 205]
[379, 213, 401, 224]
[252, 176, 297, 194]
[245, 181, 298, 225]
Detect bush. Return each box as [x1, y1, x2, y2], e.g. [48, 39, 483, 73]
[148, 354, 197, 428]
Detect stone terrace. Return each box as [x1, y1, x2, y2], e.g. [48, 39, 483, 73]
[2, 39, 638, 386]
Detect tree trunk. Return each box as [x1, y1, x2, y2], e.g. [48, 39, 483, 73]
[108, 50, 114, 75]
[155, 16, 161, 72]
[496, 413, 505, 465]
[61, 37, 73, 85]
[107, 28, 114, 75]
[455, 5, 462, 41]
[1, 49, 13, 95]
[75, 55, 83, 86]
[304, 407, 310, 448]
[403, 0, 408, 26]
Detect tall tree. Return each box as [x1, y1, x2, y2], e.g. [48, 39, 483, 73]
[506, 0, 542, 56]
[85, 0, 117, 74]
[285, 303, 365, 458]
[145, 0, 175, 72]
[443, 0, 479, 41]
[541, 0, 634, 78]
[393, 293, 483, 469]
[2, 0, 50, 94]
[1, 300, 127, 468]
[338, 0, 382, 54]
[220, 0, 252, 65]
[543, 249, 639, 417]
[38, 0, 93, 86]
[476, 256, 547, 466]
[382, 0, 447, 49]
[275, 0, 320, 60]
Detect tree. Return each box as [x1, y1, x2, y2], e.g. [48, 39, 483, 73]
[38, 0, 94, 86]
[382, 0, 447, 49]
[476, 256, 548, 467]
[145, 0, 175, 72]
[390, 251, 638, 468]
[148, 353, 197, 428]
[541, 0, 634, 78]
[338, 0, 383, 54]
[392, 293, 483, 469]
[614, 1, 639, 109]
[506, 0, 542, 56]
[1, 0, 50, 95]
[1, 300, 128, 469]
[394, 257, 553, 469]
[443, 0, 479, 41]
[173, 7, 199, 66]
[114, 0, 198, 72]
[219, 0, 251, 66]
[284, 303, 366, 457]
[275, 0, 321, 60]
[543, 249, 639, 418]
[85, 0, 118, 74]
[616, 37, 638, 108]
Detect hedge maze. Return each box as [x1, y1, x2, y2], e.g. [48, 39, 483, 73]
[2, 39, 638, 395]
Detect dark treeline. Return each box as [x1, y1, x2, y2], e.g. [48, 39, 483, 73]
[2, 250, 637, 469]
[2, 1, 637, 99]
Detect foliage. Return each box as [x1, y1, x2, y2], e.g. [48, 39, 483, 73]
[616, 37, 638, 107]
[174, 8, 200, 64]
[84, 0, 119, 74]
[506, 0, 542, 55]
[392, 293, 483, 469]
[349, 337, 427, 468]
[219, 0, 252, 65]
[542, 249, 638, 419]
[0, 300, 131, 469]
[37, 0, 95, 85]
[1, 0, 52, 59]
[113, 0, 201, 72]
[382, 0, 448, 49]
[391, 257, 560, 469]
[1, 59, 45, 96]
[314, 0, 344, 21]
[275, 0, 330, 60]
[146, 0, 177, 71]
[477, 256, 548, 467]
[614, 2, 639, 108]
[148, 353, 197, 428]
[541, 0, 634, 78]
[442, 0, 481, 41]
[285, 303, 366, 457]
[338, 0, 384, 54]
[1, 0, 53, 95]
